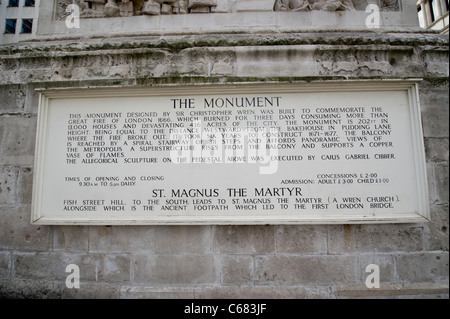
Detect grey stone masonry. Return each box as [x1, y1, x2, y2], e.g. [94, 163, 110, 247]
[0, 28, 448, 298]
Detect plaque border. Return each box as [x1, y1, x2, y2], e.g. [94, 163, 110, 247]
[31, 80, 430, 225]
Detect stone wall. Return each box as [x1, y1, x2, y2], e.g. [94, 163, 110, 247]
[0, 29, 448, 298]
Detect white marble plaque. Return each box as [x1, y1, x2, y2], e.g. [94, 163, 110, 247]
[32, 81, 429, 225]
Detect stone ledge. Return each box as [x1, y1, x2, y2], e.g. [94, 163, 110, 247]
[1, 31, 448, 57]
[336, 282, 449, 297]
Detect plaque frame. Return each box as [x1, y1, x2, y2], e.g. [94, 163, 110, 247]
[31, 80, 430, 225]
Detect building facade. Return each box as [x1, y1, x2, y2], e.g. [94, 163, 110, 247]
[417, 0, 449, 33]
[0, 0, 448, 299]
[0, 0, 40, 45]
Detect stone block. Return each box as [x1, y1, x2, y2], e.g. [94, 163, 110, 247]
[161, 3, 173, 14]
[13, 252, 101, 281]
[0, 166, 18, 205]
[328, 224, 424, 253]
[423, 50, 449, 77]
[153, 0, 178, 3]
[54, 226, 90, 252]
[17, 167, 33, 205]
[396, 252, 449, 282]
[425, 138, 449, 163]
[0, 115, 37, 166]
[423, 204, 449, 251]
[120, 286, 199, 299]
[133, 254, 216, 285]
[104, 2, 120, 17]
[142, 1, 161, 15]
[88, 226, 155, 253]
[233, 0, 275, 12]
[119, 1, 134, 16]
[221, 255, 253, 284]
[13, 251, 131, 283]
[62, 282, 120, 299]
[421, 106, 450, 138]
[275, 225, 327, 254]
[271, 286, 334, 299]
[336, 282, 449, 298]
[197, 286, 240, 298]
[188, 0, 217, 9]
[235, 45, 317, 78]
[210, 61, 233, 75]
[24, 85, 41, 114]
[0, 278, 63, 299]
[240, 285, 333, 299]
[357, 254, 396, 284]
[210, 0, 229, 12]
[255, 255, 357, 285]
[190, 6, 210, 12]
[427, 163, 437, 204]
[435, 163, 449, 204]
[0, 252, 11, 278]
[153, 226, 211, 254]
[0, 84, 26, 114]
[213, 225, 274, 254]
[0, 206, 51, 252]
[102, 254, 131, 282]
[419, 84, 450, 138]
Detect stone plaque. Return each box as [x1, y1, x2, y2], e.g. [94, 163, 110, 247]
[32, 81, 429, 225]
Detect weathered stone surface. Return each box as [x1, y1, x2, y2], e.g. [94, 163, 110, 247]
[120, 286, 199, 298]
[102, 254, 131, 282]
[357, 254, 396, 284]
[274, 0, 357, 11]
[0, 85, 26, 114]
[255, 255, 357, 284]
[210, 0, 229, 12]
[425, 138, 449, 163]
[423, 49, 449, 77]
[221, 255, 253, 284]
[213, 226, 275, 254]
[132, 254, 216, 285]
[120, 1, 134, 16]
[0, 252, 11, 278]
[142, 1, 161, 15]
[161, 3, 173, 14]
[328, 224, 424, 253]
[0, 166, 18, 205]
[104, 2, 120, 17]
[423, 204, 449, 251]
[275, 225, 328, 254]
[62, 282, 120, 299]
[210, 61, 234, 75]
[13, 252, 101, 281]
[240, 285, 334, 299]
[236, 45, 317, 77]
[89, 226, 155, 253]
[197, 285, 240, 298]
[0, 278, 63, 298]
[190, 6, 210, 12]
[396, 252, 449, 282]
[13, 251, 131, 282]
[427, 163, 437, 205]
[153, 226, 211, 254]
[0, 115, 37, 166]
[17, 167, 33, 205]
[336, 282, 449, 298]
[419, 81, 450, 138]
[0, 206, 51, 252]
[188, 0, 217, 9]
[54, 226, 90, 252]
[435, 163, 449, 204]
